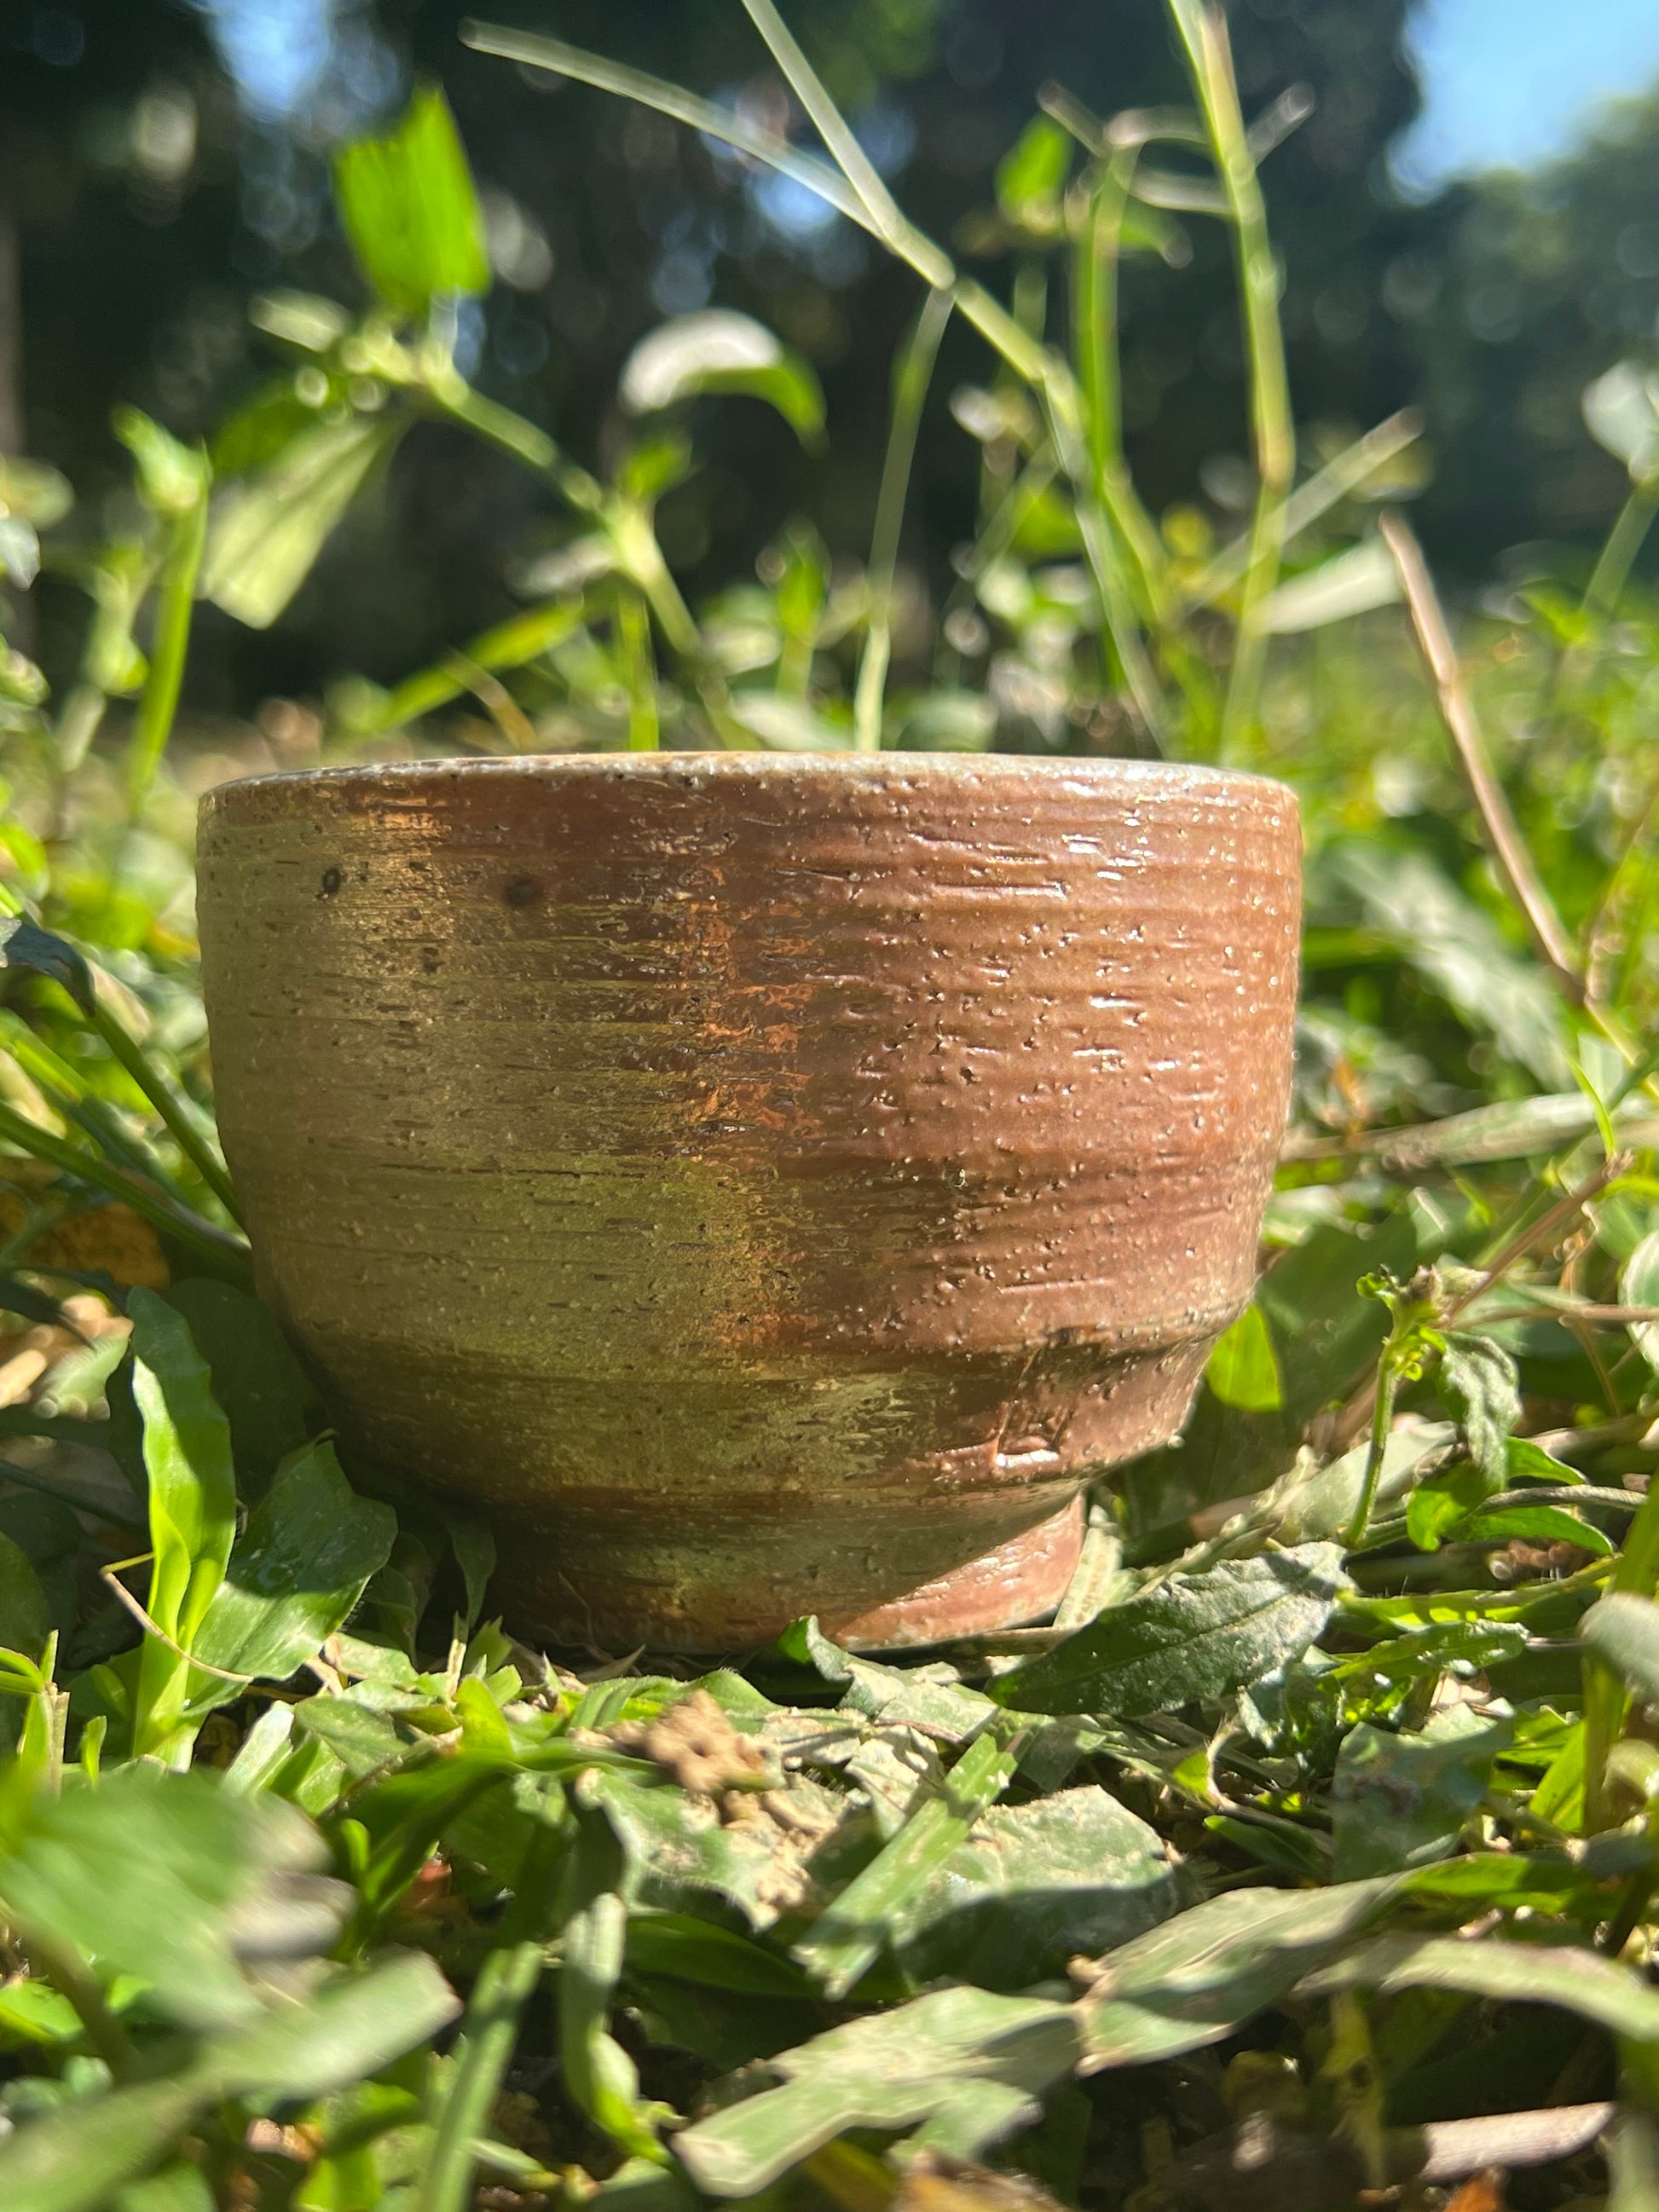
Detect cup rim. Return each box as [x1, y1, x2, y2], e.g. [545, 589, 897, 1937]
[201, 748, 1298, 818]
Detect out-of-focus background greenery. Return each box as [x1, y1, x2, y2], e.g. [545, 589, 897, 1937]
[7, 0, 1659, 719]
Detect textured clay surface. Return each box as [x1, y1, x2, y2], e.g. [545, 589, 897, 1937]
[196, 754, 1301, 1651]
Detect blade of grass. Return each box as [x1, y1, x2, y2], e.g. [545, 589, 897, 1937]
[124, 492, 207, 825]
[734, 0, 954, 288]
[1070, 147, 1168, 621]
[1165, 0, 1294, 752]
[351, 601, 584, 737]
[460, 25, 868, 230]
[854, 286, 953, 753]
[0, 1099, 251, 1283]
[415, 1818, 568, 2212]
[790, 1724, 1026, 2000]
[88, 1006, 240, 1225]
[128, 1288, 238, 1768]
[1185, 410, 1424, 609]
[416, 1939, 546, 2212]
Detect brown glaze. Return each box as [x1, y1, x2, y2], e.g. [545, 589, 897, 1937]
[195, 754, 1300, 1651]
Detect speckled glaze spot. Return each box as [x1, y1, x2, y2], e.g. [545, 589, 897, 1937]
[196, 753, 1301, 1652]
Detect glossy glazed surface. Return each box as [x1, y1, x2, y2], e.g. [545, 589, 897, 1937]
[197, 754, 1300, 1649]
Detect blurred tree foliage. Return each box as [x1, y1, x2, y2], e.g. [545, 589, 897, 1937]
[1394, 94, 1659, 575]
[6, 0, 1659, 715]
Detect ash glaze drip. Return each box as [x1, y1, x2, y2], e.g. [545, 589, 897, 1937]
[196, 753, 1300, 1651]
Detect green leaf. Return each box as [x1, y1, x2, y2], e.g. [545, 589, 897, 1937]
[1505, 1434, 1584, 1484]
[1299, 1931, 1659, 2041]
[791, 1726, 1025, 2000]
[192, 1441, 396, 1691]
[199, 413, 402, 632]
[1327, 1616, 1527, 1691]
[1075, 1876, 1402, 2068]
[1319, 842, 1570, 1087]
[618, 312, 825, 446]
[212, 1950, 457, 2099]
[1331, 1702, 1514, 1879]
[0, 456, 72, 528]
[1529, 1721, 1586, 1829]
[0, 2073, 206, 2212]
[113, 2163, 214, 2212]
[150, 1282, 317, 1502]
[1623, 1228, 1659, 1378]
[0, 1493, 89, 1641]
[0, 1954, 454, 2212]
[0, 1531, 50, 1664]
[449, 1516, 495, 1637]
[988, 1546, 1349, 1718]
[673, 1986, 1080, 2197]
[1250, 538, 1401, 634]
[1436, 1331, 1520, 1485]
[0, 1764, 335, 2032]
[0, 1978, 84, 2049]
[128, 1289, 238, 1759]
[249, 290, 353, 355]
[1204, 1303, 1283, 1412]
[333, 85, 489, 315]
[624, 1913, 816, 2001]
[1407, 1459, 1490, 1552]
[0, 918, 95, 1016]
[112, 408, 209, 517]
[1583, 360, 1659, 478]
[1456, 1502, 1611, 1556]
[293, 1692, 411, 1779]
[994, 116, 1072, 232]
[0, 516, 38, 589]
[1581, 1592, 1659, 1704]
[888, 1785, 1182, 1990]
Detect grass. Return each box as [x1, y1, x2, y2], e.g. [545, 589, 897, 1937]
[0, 0, 1654, 2204]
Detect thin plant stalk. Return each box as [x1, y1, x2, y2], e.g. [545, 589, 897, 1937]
[1038, 384, 1170, 743]
[1379, 510, 1582, 991]
[1549, 468, 1659, 718]
[124, 494, 207, 823]
[1166, 0, 1294, 752]
[854, 286, 952, 754]
[1344, 1340, 1402, 1552]
[1066, 155, 1176, 732]
[1072, 153, 1167, 618]
[430, 371, 604, 516]
[935, 452, 1057, 684]
[428, 368, 706, 666]
[616, 588, 661, 752]
[1584, 471, 1659, 622]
